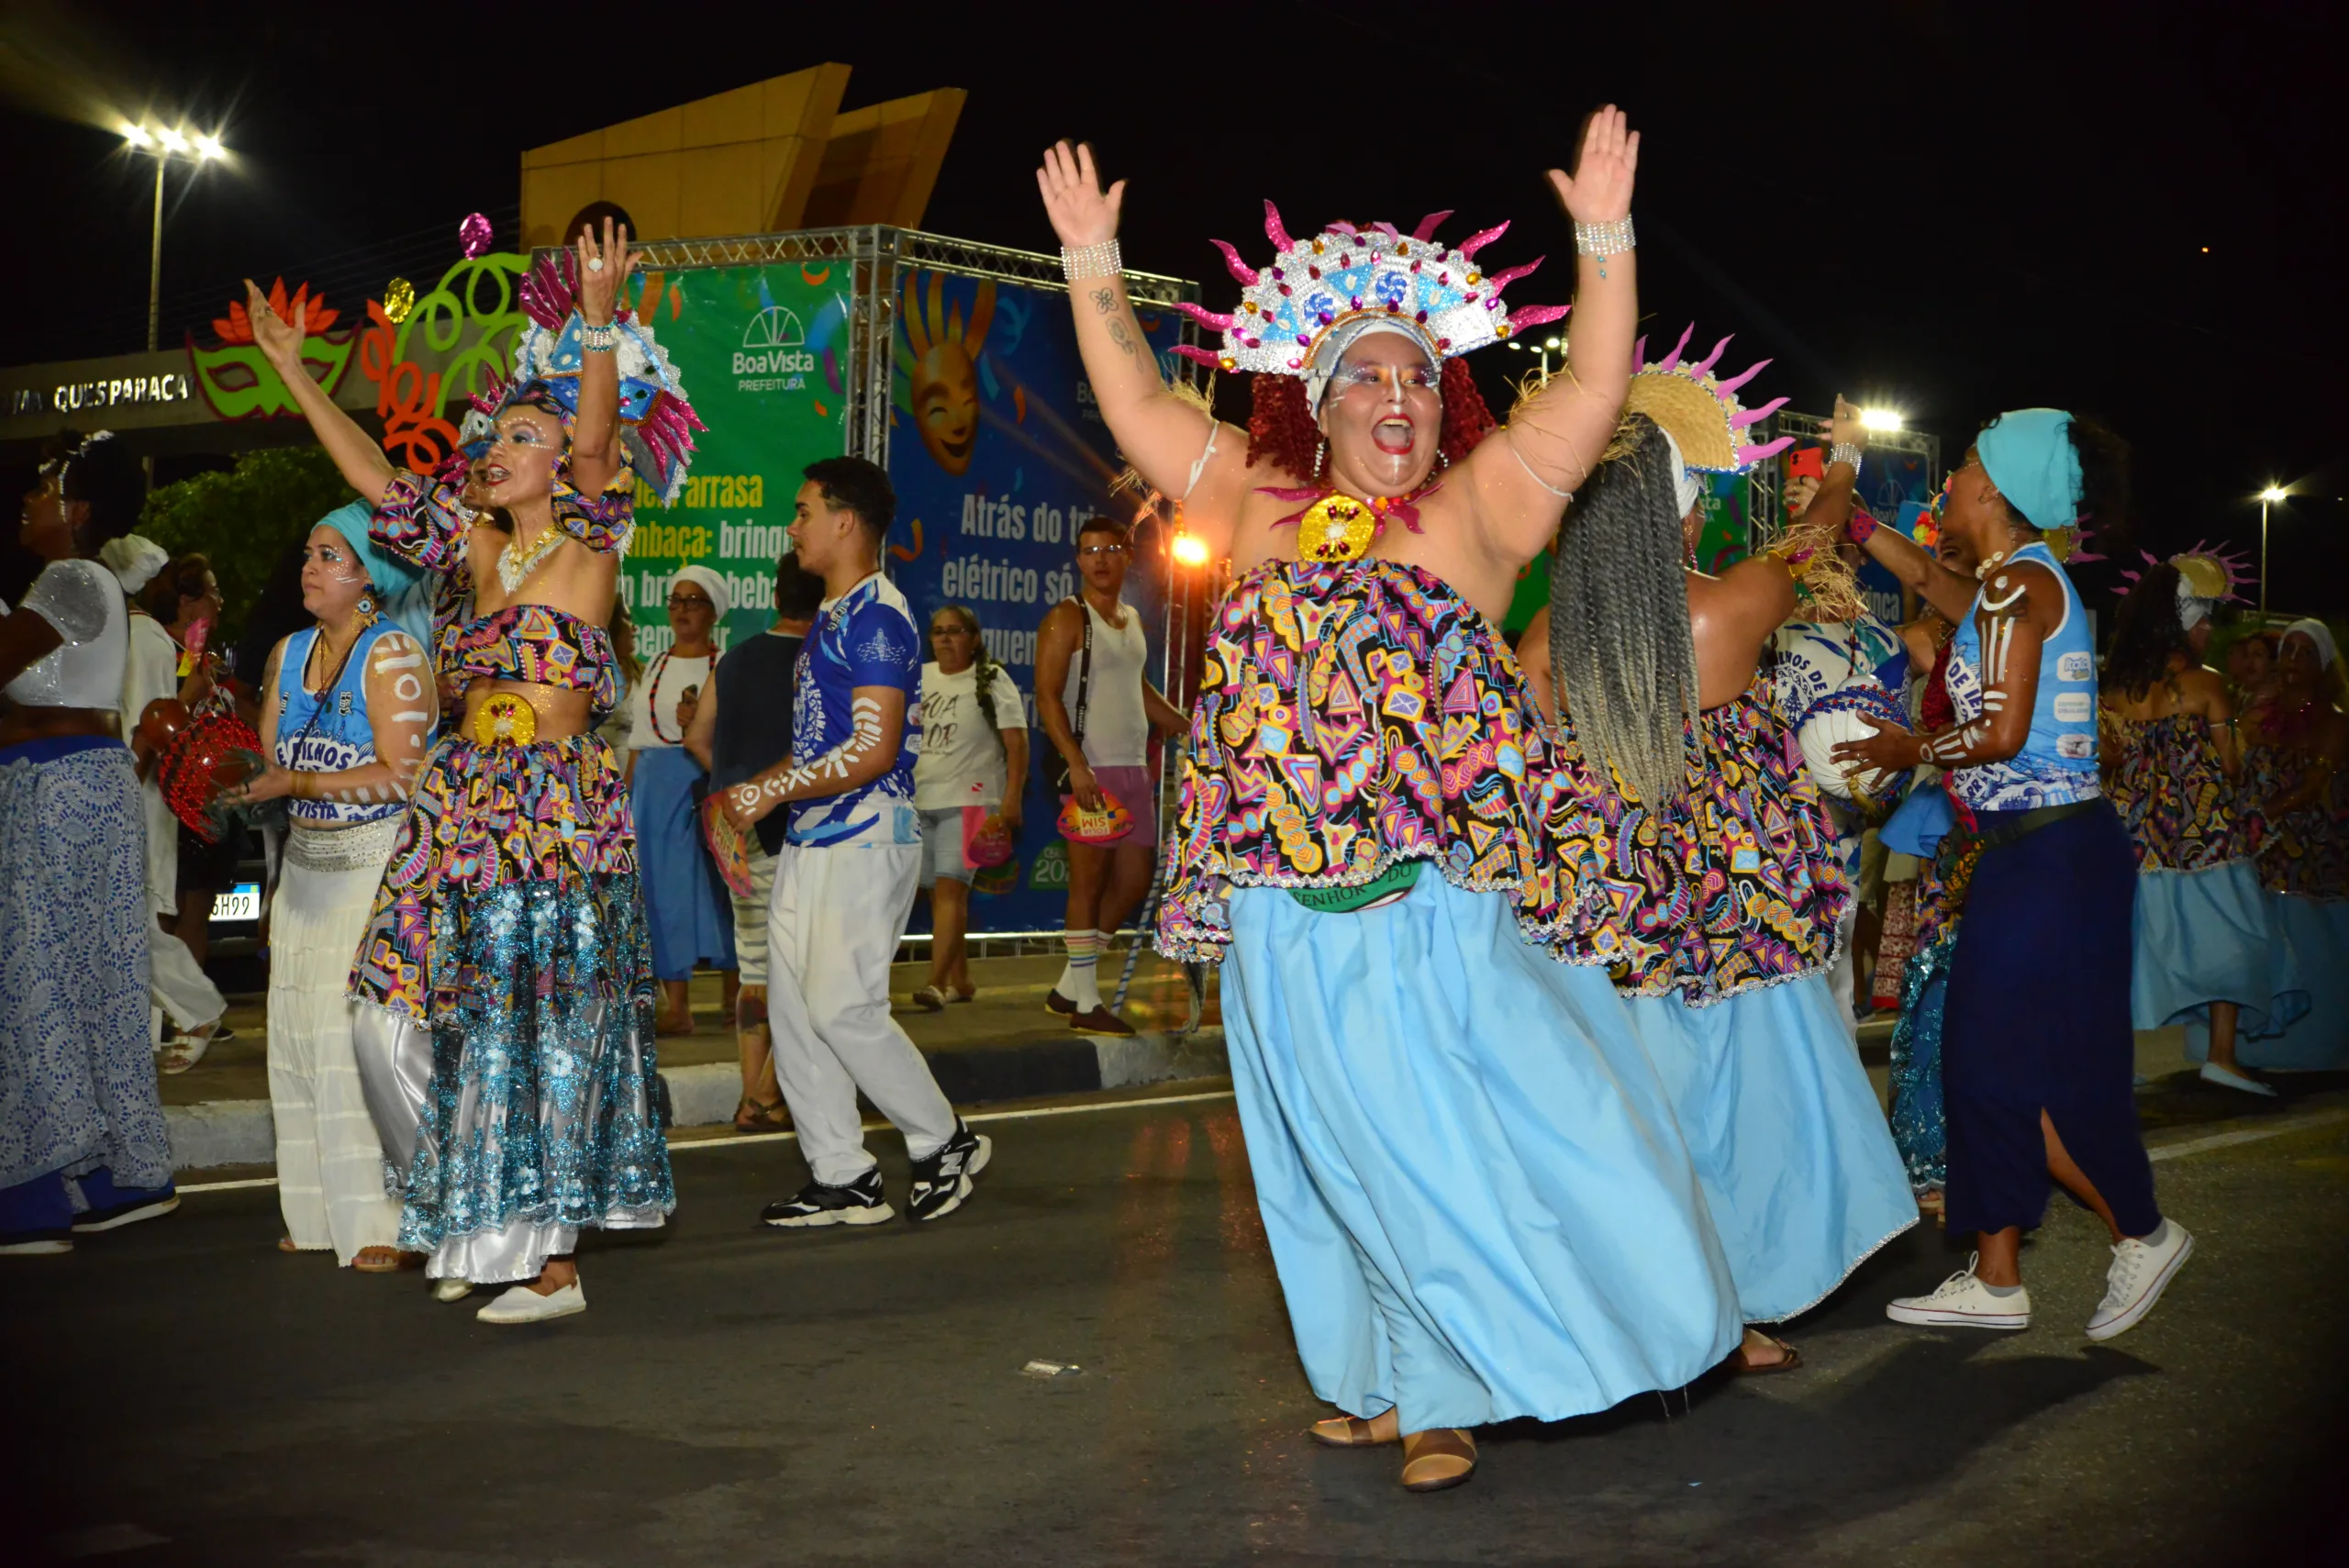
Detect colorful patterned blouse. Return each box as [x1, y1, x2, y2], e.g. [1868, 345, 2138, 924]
[2243, 738, 2347, 900]
[1529, 680, 1852, 1006]
[1156, 558, 1547, 962]
[2099, 708, 2253, 873]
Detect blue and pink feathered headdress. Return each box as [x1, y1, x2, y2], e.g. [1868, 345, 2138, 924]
[467, 250, 705, 506]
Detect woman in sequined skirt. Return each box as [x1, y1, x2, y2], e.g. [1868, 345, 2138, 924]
[244, 220, 689, 1324]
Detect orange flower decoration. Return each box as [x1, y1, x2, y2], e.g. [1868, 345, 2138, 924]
[213, 278, 340, 345]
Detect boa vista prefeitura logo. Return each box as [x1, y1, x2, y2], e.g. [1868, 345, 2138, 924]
[734, 305, 816, 389]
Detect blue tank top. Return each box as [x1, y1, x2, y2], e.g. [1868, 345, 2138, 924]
[1945, 540, 2100, 811]
[274, 619, 410, 825]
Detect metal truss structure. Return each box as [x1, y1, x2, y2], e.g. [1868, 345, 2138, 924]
[1745, 410, 1943, 552]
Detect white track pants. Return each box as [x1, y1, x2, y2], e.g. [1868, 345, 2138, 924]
[766, 841, 957, 1186]
[150, 924, 225, 1034]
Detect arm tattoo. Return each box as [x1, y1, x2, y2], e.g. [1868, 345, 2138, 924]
[1090, 288, 1116, 314]
[733, 695, 890, 811]
[1105, 314, 1141, 357]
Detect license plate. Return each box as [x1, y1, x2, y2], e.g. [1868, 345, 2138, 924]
[211, 883, 262, 923]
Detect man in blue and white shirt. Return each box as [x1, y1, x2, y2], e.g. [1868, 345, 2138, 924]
[721, 458, 990, 1228]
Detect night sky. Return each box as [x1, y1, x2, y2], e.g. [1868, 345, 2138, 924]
[5, 1, 2341, 617]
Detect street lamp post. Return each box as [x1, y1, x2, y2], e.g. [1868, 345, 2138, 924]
[119, 122, 227, 352]
[2256, 485, 2287, 617]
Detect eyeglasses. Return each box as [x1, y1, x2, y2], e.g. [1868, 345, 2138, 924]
[1076, 543, 1127, 559]
[668, 594, 713, 609]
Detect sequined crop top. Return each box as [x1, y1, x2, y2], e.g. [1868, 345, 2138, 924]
[371, 464, 630, 720]
[2, 559, 128, 710]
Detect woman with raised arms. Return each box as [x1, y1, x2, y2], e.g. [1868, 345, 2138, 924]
[1038, 112, 1741, 1493]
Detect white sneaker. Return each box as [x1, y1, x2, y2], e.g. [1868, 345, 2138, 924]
[2086, 1222, 2193, 1341]
[2198, 1062, 2277, 1097]
[432, 1278, 473, 1303]
[1886, 1252, 2032, 1329]
[475, 1281, 586, 1325]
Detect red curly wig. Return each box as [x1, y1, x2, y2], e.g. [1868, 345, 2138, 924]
[1243, 360, 1497, 484]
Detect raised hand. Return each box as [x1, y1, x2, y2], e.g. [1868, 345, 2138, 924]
[244, 278, 306, 376]
[576, 217, 635, 327]
[1827, 394, 1871, 454]
[1037, 140, 1124, 249]
[1545, 105, 1640, 225]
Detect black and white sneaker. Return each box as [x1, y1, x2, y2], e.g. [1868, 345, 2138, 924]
[760, 1170, 893, 1229]
[905, 1122, 992, 1223]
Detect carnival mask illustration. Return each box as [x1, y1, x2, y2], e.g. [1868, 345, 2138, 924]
[900, 271, 996, 476]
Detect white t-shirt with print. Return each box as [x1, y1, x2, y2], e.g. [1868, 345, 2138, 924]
[913, 661, 1028, 811]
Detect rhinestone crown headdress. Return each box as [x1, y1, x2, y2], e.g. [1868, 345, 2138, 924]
[1171, 204, 1570, 376]
[1622, 324, 1794, 474]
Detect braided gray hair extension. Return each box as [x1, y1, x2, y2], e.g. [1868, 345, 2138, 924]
[1547, 414, 1699, 809]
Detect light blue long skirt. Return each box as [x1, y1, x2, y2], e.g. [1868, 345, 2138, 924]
[1220, 873, 1740, 1432]
[2138, 858, 2307, 1039]
[1626, 973, 1917, 1324]
[2199, 893, 2349, 1071]
[629, 746, 735, 981]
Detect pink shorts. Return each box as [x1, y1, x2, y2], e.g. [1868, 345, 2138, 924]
[1065, 764, 1157, 847]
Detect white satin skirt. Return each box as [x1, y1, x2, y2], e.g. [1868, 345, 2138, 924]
[267, 817, 404, 1264]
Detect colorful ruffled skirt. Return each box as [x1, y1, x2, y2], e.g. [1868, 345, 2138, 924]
[350, 732, 672, 1283]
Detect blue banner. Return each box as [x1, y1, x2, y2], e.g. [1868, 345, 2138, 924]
[883, 269, 1184, 932]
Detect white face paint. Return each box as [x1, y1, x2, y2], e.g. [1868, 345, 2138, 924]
[741, 695, 889, 809]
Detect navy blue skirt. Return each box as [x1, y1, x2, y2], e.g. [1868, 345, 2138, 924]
[1942, 800, 2161, 1238]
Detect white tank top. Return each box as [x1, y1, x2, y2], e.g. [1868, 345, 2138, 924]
[1062, 596, 1149, 768]
[3, 559, 128, 710]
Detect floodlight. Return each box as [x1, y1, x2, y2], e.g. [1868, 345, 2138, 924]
[158, 126, 189, 152]
[121, 122, 154, 148]
[1171, 533, 1210, 568]
[1860, 407, 1904, 432]
[2257, 485, 2288, 504]
[194, 133, 225, 160]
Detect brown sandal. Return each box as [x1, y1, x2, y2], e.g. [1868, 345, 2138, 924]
[1308, 1412, 1399, 1449]
[733, 1095, 789, 1133]
[1399, 1428, 1477, 1492]
[1729, 1329, 1803, 1375]
[277, 1235, 300, 1254]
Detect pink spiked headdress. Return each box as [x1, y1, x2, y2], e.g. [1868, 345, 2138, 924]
[1171, 205, 1568, 383]
[1620, 323, 1794, 475]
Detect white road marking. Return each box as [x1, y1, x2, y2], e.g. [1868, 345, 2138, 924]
[2145, 1106, 2348, 1162]
[174, 1088, 1241, 1191]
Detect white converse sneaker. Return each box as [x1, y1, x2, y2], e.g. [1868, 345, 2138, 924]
[1886, 1253, 2032, 1329]
[475, 1281, 586, 1324]
[2085, 1222, 2193, 1341]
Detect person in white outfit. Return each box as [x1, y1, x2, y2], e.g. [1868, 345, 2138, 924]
[910, 604, 1029, 1010]
[1032, 516, 1186, 1036]
[721, 458, 992, 1228]
[99, 535, 229, 1069]
[225, 504, 438, 1270]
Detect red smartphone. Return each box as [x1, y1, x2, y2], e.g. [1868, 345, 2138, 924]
[1787, 447, 1826, 481]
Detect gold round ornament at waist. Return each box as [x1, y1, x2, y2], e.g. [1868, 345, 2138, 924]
[473, 692, 539, 747]
[1296, 495, 1379, 562]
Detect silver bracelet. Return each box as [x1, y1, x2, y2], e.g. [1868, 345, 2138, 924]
[1061, 239, 1122, 282]
[1573, 216, 1635, 257]
[1829, 442, 1864, 475]
[579, 321, 619, 352]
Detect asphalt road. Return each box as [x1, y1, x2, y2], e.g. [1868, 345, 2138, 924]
[6, 1085, 2343, 1567]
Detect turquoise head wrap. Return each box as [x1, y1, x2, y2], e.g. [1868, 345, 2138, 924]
[315, 501, 434, 649]
[1975, 408, 2082, 533]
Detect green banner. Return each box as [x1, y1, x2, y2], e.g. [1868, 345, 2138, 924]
[623, 264, 852, 652]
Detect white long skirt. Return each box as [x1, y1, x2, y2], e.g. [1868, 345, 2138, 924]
[267, 818, 404, 1264]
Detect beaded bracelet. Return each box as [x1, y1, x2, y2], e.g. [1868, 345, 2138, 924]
[580, 321, 619, 352]
[1829, 442, 1864, 475]
[1061, 240, 1122, 283]
[1573, 216, 1635, 257]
